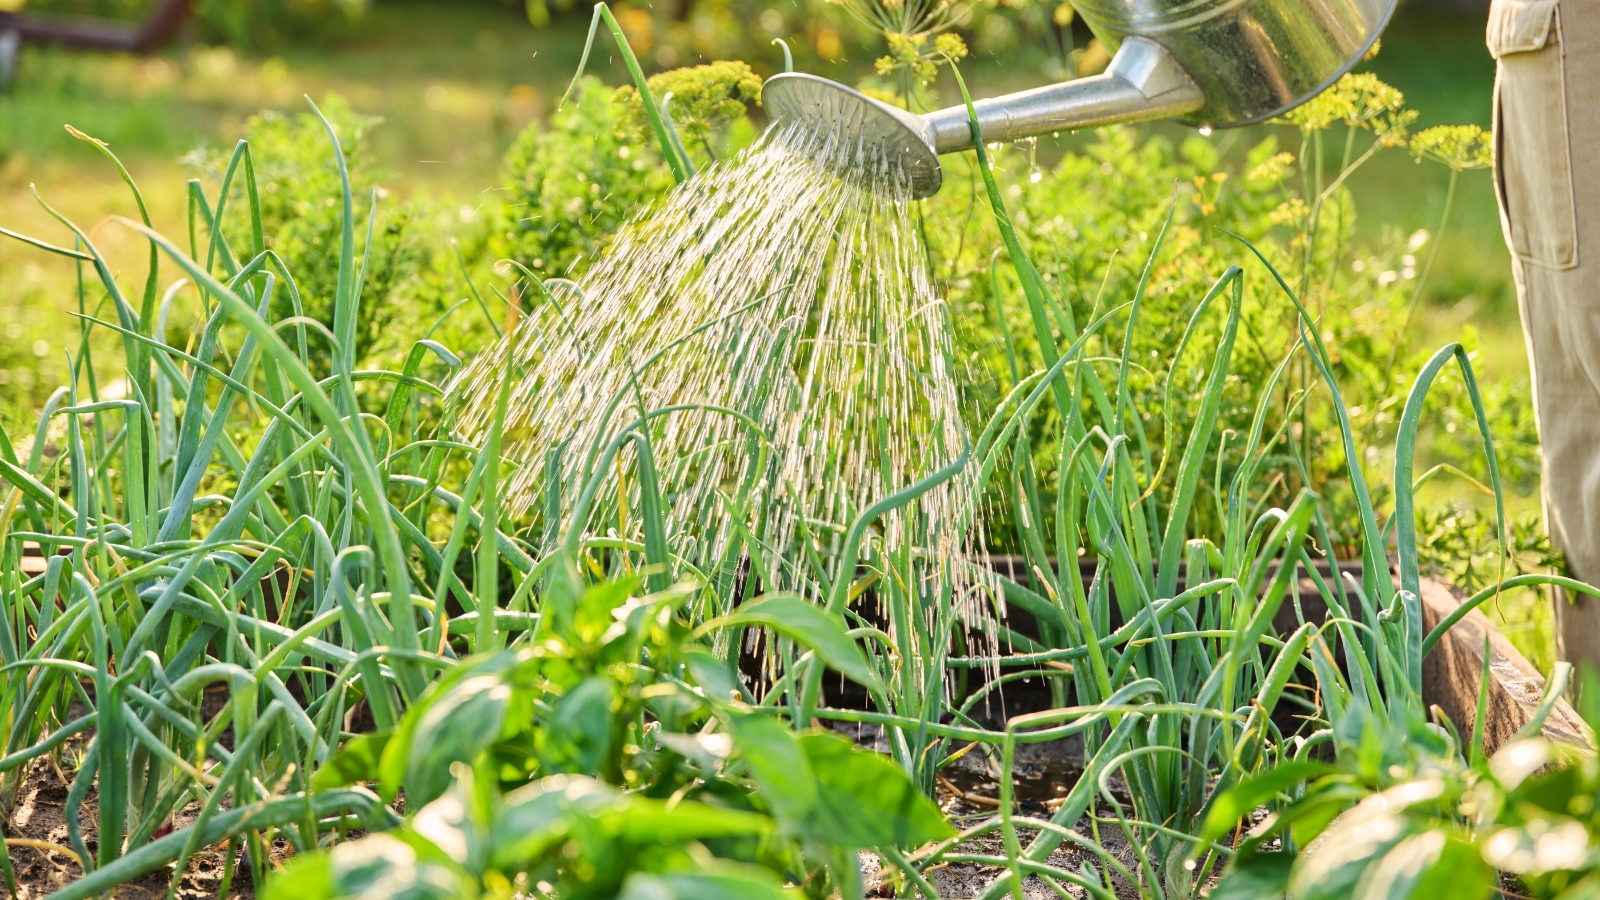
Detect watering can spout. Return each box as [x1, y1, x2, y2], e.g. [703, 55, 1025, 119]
[760, 0, 1396, 198]
[920, 38, 1204, 155]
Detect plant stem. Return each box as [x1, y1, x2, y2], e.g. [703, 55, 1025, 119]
[1381, 166, 1458, 393]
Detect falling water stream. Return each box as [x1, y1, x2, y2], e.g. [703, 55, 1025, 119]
[449, 124, 981, 616]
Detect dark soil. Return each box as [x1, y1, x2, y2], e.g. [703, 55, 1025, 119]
[835, 721, 1159, 899]
[1, 755, 292, 899]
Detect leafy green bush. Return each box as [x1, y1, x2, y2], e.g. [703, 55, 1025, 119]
[266, 579, 950, 900]
[501, 76, 673, 279]
[921, 117, 1518, 558]
[612, 59, 762, 158]
[184, 94, 431, 367]
[901, 77, 1549, 666]
[497, 66, 1539, 564]
[1208, 663, 1600, 900]
[490, 62, 1553, 664]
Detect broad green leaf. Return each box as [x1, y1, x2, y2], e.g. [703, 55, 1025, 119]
[684, 650, 744, 705]
[1355, 831, 1492, 900]
[334, 833, 472, 900]
[1283, 785, 1371, 850]
[655, 731, 733, 773]
[381, 653, 522, 803]
[729, 714, 817, 822]
[538, 555, 587, 643]
[265, 833, 471, 900]
[412, 780, 487, 874]
[616, 797, 775, 843]
[312, 730, 393, 790]
[540, 676, 614, 775]
[708, 597, 882, 691]
[1209, 852, 1292, 900]
[619, 867, 793, 900]
[492, 775, 621, 872]
[260, 851, 338, 900]
[487, 775, 772, 878]
[800, 731, 954, 848]
[1287, 780, 1449, 900]
[574, 576, 643, 646]
[1201, 761, 1335, 843]
[403, 673, 512, 806]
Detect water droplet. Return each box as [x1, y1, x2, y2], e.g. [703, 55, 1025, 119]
[1198, 125, 1213, 137]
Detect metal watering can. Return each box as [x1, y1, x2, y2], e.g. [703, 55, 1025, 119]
[761, 0, 1397, 197]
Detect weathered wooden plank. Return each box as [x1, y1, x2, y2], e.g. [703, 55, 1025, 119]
[1419, 577, 1591, 754]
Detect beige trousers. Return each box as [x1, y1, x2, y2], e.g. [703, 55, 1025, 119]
[1490, 0, 1600, 665]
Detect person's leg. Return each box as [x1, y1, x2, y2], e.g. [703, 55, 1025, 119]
[1492, 0, 1600, 665]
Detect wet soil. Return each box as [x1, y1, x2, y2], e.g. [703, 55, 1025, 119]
[834, 721, 1168, 899]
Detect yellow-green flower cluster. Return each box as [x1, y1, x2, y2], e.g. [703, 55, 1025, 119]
[874, 30, 968, 83]
[1409, 124, 1492, 172]
[1246, 151, 1295, 189]
[1284, 72, 1417, 147]
[613, 60, 763, 144]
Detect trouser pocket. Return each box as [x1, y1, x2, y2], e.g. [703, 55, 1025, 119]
[1491, 0, 1579, 270]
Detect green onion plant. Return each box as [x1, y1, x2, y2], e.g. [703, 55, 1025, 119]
[1, 33, 1597, 900]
